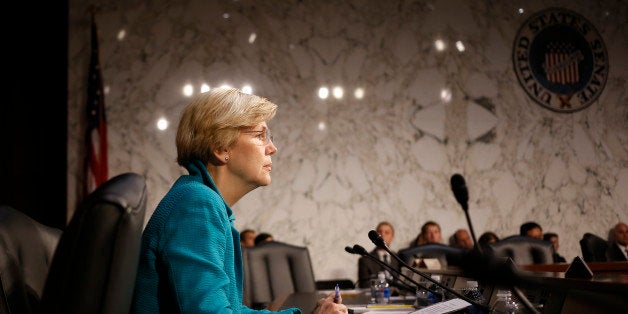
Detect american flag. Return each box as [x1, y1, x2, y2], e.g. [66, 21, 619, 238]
[543, 42, 582, 85]
[84, 17, 108, 195]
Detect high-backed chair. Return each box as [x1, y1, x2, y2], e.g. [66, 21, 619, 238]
[40, 172, 147, 314]
[397, 243, 468, 268]
[579, 232, 608, 262]
[487, 235, 554, 265]
[0, 205, 61, 314]
[242, 241, 316, 309]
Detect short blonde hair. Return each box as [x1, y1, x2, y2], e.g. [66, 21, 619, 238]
[176, 87, 277, 166]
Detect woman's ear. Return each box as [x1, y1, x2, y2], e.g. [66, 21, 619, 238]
[214, 149, 230, 164]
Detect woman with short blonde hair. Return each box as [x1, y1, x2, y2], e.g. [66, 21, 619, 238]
[176, 88, 277, 166]
[133, 88, 347, 313]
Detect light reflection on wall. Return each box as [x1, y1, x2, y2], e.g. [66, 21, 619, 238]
[181, 83, 256, 97]
[455, 41, 465, 52]
[179, 83, 365, 101]
[434, 39, 446, 51]
[117, 29, 126, 41]
[316, 86, 366, 100]
[318, 87, 329, 99]
[182, 84, 194, 97]
[440, 88, 452, 103]
[354, 88, 364, 99]
[332, 86, 343, 99]
[318, 121, 326, 131]
[156, 117, 168, 131]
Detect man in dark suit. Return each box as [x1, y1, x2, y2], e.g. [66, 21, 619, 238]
[520, 221, 543, 240]
[606, 222, 628, 262]
[357, 221, 400, 289]
[543, 232, 567, 263]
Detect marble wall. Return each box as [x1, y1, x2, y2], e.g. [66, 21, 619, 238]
[68, 0, 628, 282]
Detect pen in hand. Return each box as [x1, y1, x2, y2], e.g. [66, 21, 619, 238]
[333, 283, 341, 303]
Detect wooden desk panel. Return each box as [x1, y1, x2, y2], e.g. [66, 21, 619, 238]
[520, 261, 628, 274]
[268, 263, 628, 313]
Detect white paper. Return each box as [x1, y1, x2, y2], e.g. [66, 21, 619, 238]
[411, 298, 471, 314]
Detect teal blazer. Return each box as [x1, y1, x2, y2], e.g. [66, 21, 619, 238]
[132, 160, 299, 313]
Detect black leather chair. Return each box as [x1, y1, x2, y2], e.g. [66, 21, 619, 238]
[40, 172, 147, 314]
[0, 205, 61, 314]
[487, 235, 554, 265]
[397, 243, 467, 268]
[579, 232, 608, 262]
[242, 241, 317, 309]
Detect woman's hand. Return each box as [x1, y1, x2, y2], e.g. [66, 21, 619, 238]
[314, 293, 348, 314]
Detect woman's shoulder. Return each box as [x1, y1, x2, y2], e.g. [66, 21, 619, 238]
[147, 176, 225, 226]
[173, 175, 219, 197]
[164, 176, 226, 212]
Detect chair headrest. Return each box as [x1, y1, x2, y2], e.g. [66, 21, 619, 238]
[488, 236, 554, 264]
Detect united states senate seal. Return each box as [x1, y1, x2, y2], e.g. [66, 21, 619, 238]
[513, 7, 608, 113]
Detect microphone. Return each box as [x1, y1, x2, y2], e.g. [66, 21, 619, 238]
[346, 245, 435, 295]
[349, 246, 416, 294]
[450, 174, 469, 211]
[344, 246, 356, 254]
[450, 174, 478, 249]
[449, 174, 540, 314]
[367, 230, 489, 311]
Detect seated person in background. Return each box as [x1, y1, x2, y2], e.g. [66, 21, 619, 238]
[401, 221, 464, 268]
[606, 222, 628, 262]
[478, 231, 499, 252]
[520, 221, 543, 240]
[451, 229, 473, 250]
[408, 221, 441, 247]
[421, 221, 442, 244]
[543, 232, 567, 263]
[254, 232, 273, 246]
[358, 221, 399, 289]
[240, 229, 256, 247]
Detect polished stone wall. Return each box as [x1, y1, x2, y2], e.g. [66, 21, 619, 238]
[68, 0, 628, 282]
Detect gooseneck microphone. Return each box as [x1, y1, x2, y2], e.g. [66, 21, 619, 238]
[450, 173, 469, 211]
[344, 246, 356, 254]
[450, 174, 479, 249]
[345, 245, 431, 295]
[449, 174, 539, 314]
[367, 230, 489, 311]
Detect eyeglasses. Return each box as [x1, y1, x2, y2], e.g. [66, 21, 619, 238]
[242, 129, 274, 145]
